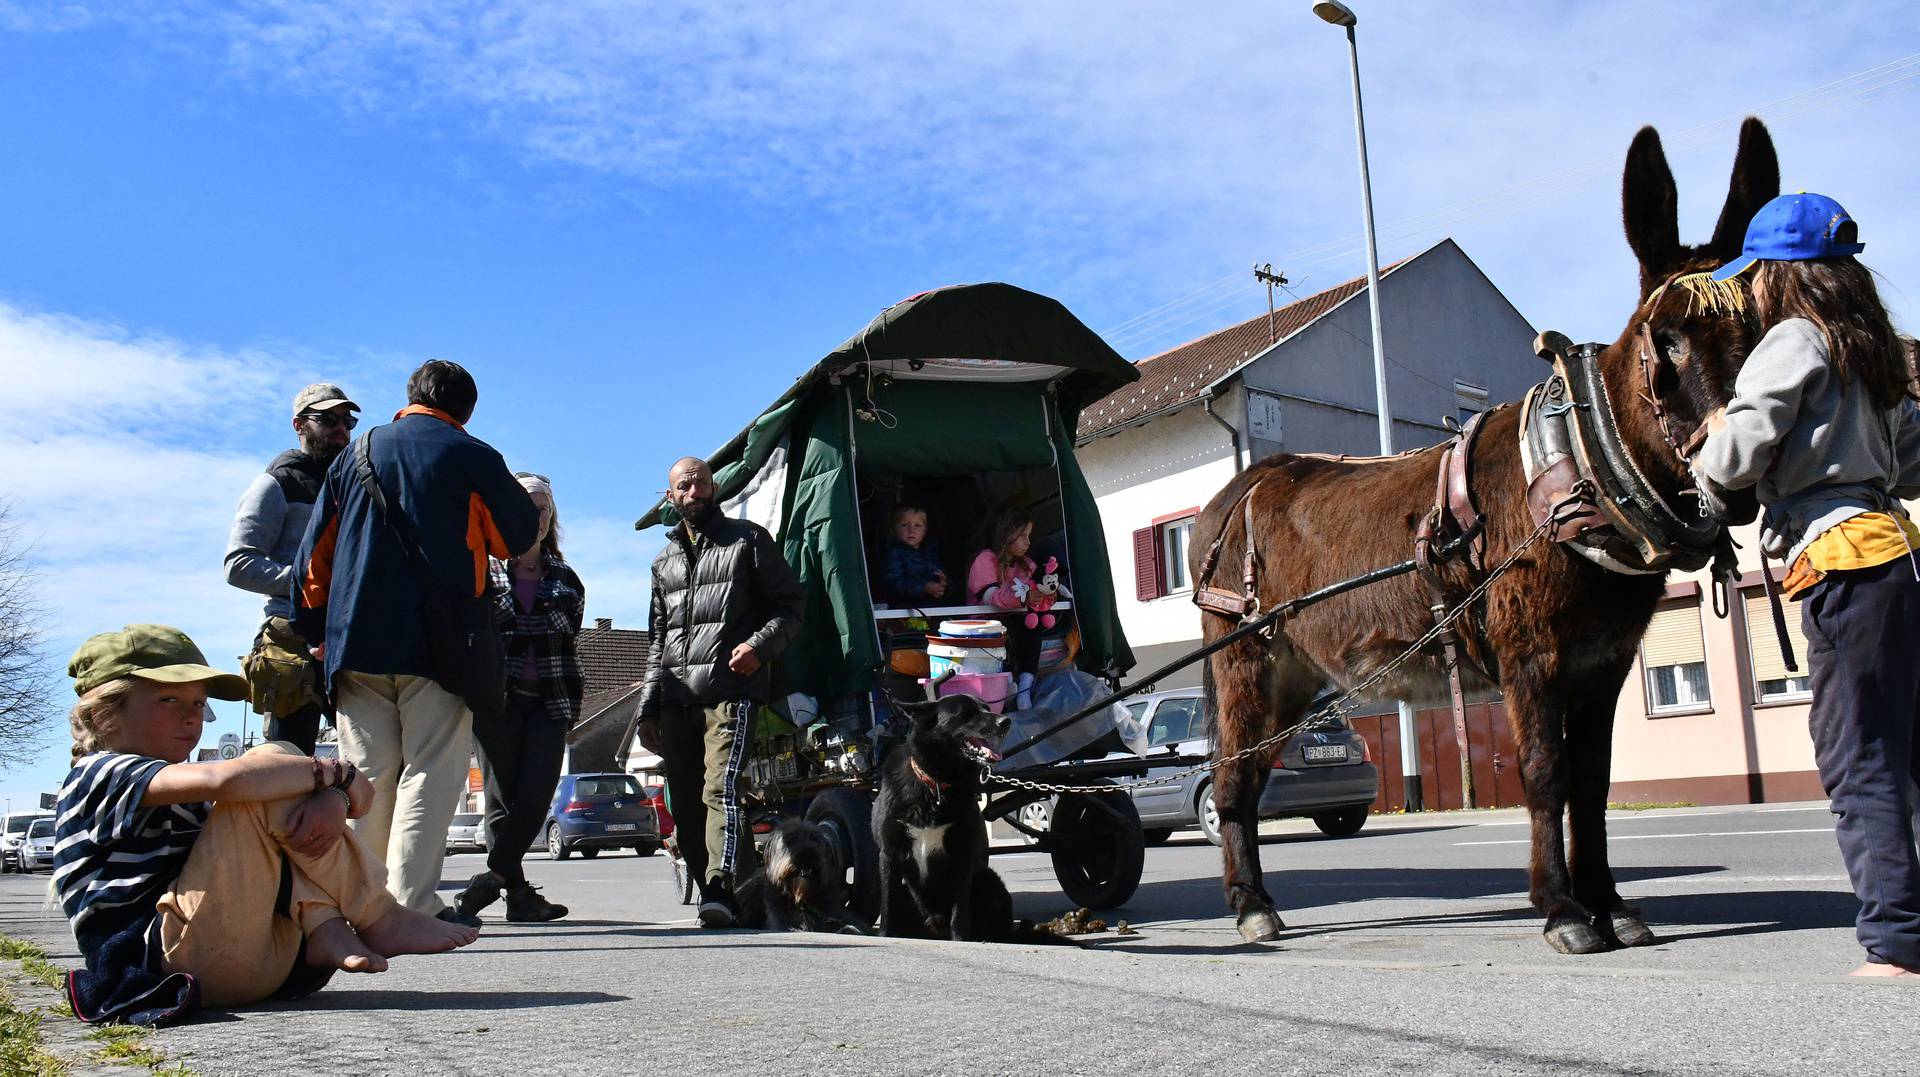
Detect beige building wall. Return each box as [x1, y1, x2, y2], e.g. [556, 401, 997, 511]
[1607, 518, 1832, 805]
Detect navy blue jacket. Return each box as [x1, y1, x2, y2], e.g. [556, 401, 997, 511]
[293, 408, 539, 686]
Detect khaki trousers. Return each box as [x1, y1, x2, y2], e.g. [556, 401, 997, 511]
[657, 700, 755, 895]
[156, 743, 395, 1007]
[335, 671, 473, 913]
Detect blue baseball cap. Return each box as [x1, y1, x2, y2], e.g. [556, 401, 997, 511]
[1711, 192, 1865, 281]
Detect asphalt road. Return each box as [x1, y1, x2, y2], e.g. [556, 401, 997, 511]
[5, 801, 1916, 1076]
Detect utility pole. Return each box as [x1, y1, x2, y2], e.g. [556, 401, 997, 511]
[1253, 264, 1289, 345]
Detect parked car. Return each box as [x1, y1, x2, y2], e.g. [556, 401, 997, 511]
[543, 773, 661, 860]
[642, 784, 675, 842]
[1020, 687, 1379, 845]
[16, 817, 56, 873]
[445, 812, 489, 855]
[1, 811, 51, 874]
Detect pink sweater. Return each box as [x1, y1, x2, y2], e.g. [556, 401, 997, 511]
[967, 550, 1036, 610]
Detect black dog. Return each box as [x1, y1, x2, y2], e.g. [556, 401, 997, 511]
[734, 819, 865, 933]
[872, 695, 1035, 942]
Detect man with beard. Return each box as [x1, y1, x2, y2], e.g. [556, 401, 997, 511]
[638, 457, 804, 927]
[225, 383, 360, 753]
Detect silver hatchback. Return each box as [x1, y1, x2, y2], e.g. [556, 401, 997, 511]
[1119, 687, 1379, 845]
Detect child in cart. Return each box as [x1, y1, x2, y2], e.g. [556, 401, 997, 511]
[882, 503, 948, 607]
[968, 509, 1047, 709]
[53, 624, 478, 1025]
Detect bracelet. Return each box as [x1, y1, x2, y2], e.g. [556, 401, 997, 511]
[324, 786, 352, 810]
[311, 758, 327, 794]
[332, 762, 358, 791]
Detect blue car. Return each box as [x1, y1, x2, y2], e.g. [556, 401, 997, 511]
[544, 773, 661, 860]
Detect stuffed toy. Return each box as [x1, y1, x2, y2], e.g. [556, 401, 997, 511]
[1023, 556, 1070, 629]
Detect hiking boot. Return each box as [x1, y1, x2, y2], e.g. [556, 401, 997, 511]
[697, 895, 737, 929]
[454, 870, 506, 919]
[436, 907, 483, 929]
[504, 883, 568, 923]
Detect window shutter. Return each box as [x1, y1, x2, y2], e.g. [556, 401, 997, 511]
[1641, 602, 1706, 668]
[1133, 527, 1162, 600]
[1743, 590, 1810, 683]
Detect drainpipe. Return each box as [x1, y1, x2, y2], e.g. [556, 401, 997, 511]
[1204, 393, 1244, 473]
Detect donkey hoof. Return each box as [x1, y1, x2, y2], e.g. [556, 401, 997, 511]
[1543, 918, 1609, 955]
[1236, 908, 1286, 943]
[1609, 911, 1658, 948]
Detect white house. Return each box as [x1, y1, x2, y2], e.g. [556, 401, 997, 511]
[1075, 238, 1542, 686]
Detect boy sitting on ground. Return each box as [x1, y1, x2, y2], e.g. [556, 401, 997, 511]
[54, 624, 479, 1025]
[881, 503, 948, 608]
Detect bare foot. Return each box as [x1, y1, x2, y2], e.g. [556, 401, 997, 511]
[1849, 961, 1920, 978]
[305, 917, 389, 974]
[357, 903, 480, 958]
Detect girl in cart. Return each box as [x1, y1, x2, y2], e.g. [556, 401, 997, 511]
[968, 508, 1045, 709]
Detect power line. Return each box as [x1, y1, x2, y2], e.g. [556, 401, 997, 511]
[1100, 53, 1920, 358]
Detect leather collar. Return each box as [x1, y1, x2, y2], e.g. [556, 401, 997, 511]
[909, 757, 951, 795]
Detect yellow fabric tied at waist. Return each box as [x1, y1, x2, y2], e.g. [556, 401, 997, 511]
[1783, 511, 1920, 597]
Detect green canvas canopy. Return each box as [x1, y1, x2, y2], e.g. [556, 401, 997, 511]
[636, 282, 1139, 699]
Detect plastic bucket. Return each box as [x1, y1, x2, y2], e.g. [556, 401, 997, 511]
[928, 639, 1006, 677]
[924, 671, 1015, 714]
[938, 619, 1007, 639]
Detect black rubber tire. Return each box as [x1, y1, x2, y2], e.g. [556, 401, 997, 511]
[1197, 782, 1223, 847]
[1142, 828, 1174, 846]
[1049, 780, 1145, 909]
[547, 824, 571, 861]
[806, 787, 881, 927]
[633, 842, 660, 857]
[578, 847, 600, 859]
[1312, 806, 1370, 837]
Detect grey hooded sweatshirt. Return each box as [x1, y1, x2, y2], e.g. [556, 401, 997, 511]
[1694, 318, 1920, 564]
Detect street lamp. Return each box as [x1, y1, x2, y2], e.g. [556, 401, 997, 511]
[1313, 0, 1425, 810]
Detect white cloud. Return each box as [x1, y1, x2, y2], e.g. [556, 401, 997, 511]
[16, 0, 1912, 352]
[0, 302, 380, 790]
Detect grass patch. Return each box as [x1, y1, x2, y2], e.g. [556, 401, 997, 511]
[0, 983, 68, 1077]
[1608, 800, 1697, 811]
[94, 1024, 170, 1067]
[0, 936, 64, 992]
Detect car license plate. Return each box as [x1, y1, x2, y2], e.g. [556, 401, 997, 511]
[606, 823, 637, 832]
[1303, 744, 1348, 764]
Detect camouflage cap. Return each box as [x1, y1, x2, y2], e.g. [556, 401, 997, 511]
[68, 624, 248, 701]
[292, 383, 360, 417]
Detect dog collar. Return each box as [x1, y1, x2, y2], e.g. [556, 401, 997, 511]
[909, 757, 951, 795]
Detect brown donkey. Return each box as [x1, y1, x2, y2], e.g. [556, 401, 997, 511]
[1195, 119, 1779, 954]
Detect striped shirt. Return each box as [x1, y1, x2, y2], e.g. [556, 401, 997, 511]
[53, 753, 207, 972]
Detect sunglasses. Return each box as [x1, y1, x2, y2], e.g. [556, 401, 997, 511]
[300, 412, 359, 430]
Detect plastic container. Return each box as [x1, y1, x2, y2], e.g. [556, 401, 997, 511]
[938, 619, 1007, 639]
[922, 671, 1016, 714]
[926, 622, 1008, 678]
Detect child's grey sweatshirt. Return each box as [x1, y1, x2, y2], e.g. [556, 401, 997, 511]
[1694, 318, 1920, 564]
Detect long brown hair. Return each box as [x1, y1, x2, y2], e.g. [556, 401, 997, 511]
[1752, 257, 1909, 409]
[989, 508, 1033, 566]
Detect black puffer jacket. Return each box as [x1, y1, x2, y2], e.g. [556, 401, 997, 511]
[639, 514, 804, 714]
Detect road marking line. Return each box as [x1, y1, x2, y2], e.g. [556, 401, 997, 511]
[1454, 826, 1832, 846]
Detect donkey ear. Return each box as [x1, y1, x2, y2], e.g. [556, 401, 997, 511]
[1707, 117, 1780, 261]
[1623, 125, 1680, 296]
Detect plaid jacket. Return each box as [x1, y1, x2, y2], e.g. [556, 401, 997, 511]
[489, 553, 586, 724]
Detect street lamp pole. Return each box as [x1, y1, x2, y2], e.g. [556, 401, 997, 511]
[1313, 0, 1423, 810]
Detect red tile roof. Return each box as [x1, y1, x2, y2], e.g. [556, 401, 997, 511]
[1076, 263, 1402, 441]
[576, 621, 649, 696]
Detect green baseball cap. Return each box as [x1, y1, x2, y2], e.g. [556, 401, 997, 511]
[68, 624, 248, 701]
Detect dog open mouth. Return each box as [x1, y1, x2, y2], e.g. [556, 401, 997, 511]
[962, 736, 1003, 764]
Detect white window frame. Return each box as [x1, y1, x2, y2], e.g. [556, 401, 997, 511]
[1159, 517, 1195, 594]
[1640, 600, 1712, 716]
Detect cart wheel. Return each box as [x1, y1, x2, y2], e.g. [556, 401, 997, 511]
[806, 788, 881, 928]
[1049, 780, 1144, 909]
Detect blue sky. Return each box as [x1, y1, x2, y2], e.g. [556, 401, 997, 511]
[2, 1, 1916, 805]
